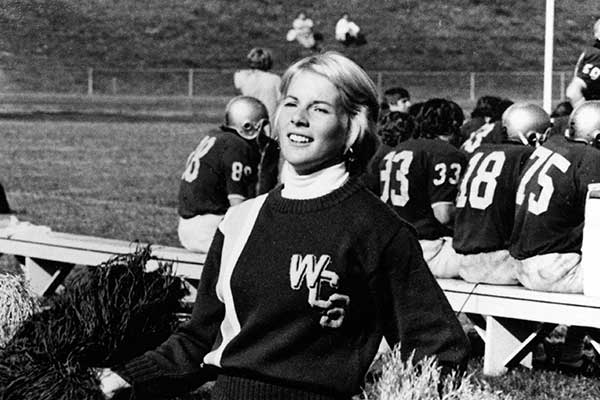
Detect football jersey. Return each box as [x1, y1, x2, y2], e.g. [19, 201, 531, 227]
[460, 120, 505, 153]
[453, 142, 534, 254]
[362, 142, 394, 193]
[509, 135, 600, 259]
[178, 128, 259, 218]
[574, 40, 600, 100]
[379, 138, 466, 239]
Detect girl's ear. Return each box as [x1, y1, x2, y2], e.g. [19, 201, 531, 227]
[346, 106, 368, 151]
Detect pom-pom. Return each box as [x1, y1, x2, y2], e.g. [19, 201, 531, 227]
[362, 345, 510, 400]
[0, 246, 189, 399]
[0, 273, 38, 348]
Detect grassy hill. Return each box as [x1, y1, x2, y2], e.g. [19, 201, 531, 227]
[0, 0, 599, 73]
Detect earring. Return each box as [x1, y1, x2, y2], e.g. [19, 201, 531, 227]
[344, 146, 356, 163]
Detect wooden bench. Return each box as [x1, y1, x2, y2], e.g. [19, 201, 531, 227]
[2, 226, 600, 376]
[439, 278, 600, 375]
[0, 228, 205, 298]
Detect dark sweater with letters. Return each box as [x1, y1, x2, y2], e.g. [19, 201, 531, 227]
[116, 178, 469, 399]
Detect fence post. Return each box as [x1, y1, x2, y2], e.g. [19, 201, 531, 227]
[376, 72, 383, 102]
[188, 69, 194, 97]
[111, 77, 117, 95]
[87, 68, 94, 96]
[559, 71, 566, 102]
[470, 72, 476, 102]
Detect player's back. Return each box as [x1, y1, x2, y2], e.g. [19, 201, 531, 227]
[379, 138, 463, 239]
[510, 135, 600, 259]
[454, 142, 534, 254]
[178, 129, 258, 217]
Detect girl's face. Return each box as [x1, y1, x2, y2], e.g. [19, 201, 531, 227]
[277, 71, 349, 175]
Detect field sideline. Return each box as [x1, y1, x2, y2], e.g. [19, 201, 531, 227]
[2, 118, 600, 399]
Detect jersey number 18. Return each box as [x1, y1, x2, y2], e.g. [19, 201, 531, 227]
[456, 151, 505, 210]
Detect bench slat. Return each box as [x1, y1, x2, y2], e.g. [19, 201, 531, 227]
[0, 233, 205, 280]
[438, 279, 600, 328]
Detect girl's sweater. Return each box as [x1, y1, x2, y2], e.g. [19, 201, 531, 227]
[116, 177, 469, 399]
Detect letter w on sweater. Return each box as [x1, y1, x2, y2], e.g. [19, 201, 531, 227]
[289, 254, 339, 307]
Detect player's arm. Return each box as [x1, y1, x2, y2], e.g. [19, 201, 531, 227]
[228, 195, 245, 207]
[567, 52, 589, 108]
[566, 77, 587, 108]
[430, 153, 466, 226]
[432, 202, 455, 226]
[224, 144, 256, 206]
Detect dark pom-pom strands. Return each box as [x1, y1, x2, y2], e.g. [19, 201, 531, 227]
[0, 246, 189, 399]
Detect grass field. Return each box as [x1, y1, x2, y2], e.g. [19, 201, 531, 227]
[0, 119, 204, 245]
[2, 117, 600, 399]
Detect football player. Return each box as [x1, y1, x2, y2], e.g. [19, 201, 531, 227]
[363, 111, 415, 193]
[453, 104, 549, 284]
[380, 87, 411, 115]
[509, 100, 600, 293]
[566, 19, 600, 107]
[379, 98, 467, 277]
[510, 101, 600, 373]
[460, 96, 514, 153]
[177, 96, 267, 252]
[547, 101, 574, 139]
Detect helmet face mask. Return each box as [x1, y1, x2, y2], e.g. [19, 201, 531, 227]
[234, 118, 268, 140]
[502, 104, 551, 146]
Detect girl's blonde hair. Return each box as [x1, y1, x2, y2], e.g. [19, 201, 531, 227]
[274, 51, 380, 174]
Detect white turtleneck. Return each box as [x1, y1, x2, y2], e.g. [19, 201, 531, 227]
[280, 161, 349, 200]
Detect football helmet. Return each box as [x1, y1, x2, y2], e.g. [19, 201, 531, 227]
[568, 101, 600, 147]
[223, 96, 269, 140]
[502, 103, 551, 146]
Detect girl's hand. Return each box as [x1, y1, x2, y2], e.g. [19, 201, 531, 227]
[97, 368, 131, 398]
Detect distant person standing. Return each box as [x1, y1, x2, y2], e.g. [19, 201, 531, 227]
[234, 48, 281, 136]
[566, 18, 600, 107]
[335, 13, 363, 46]
[177, 96, 268, 252]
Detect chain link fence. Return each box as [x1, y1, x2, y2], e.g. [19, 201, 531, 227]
[0, 66, 574, 103]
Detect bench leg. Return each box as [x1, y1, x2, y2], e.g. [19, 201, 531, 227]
[483, 316, 545, 376]
[504, 322, 556, 369]
[21, 257, 74, 296]
[466, 313, 487, 343]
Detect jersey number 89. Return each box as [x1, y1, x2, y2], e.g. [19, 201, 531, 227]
[231, 161, 252, 181]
